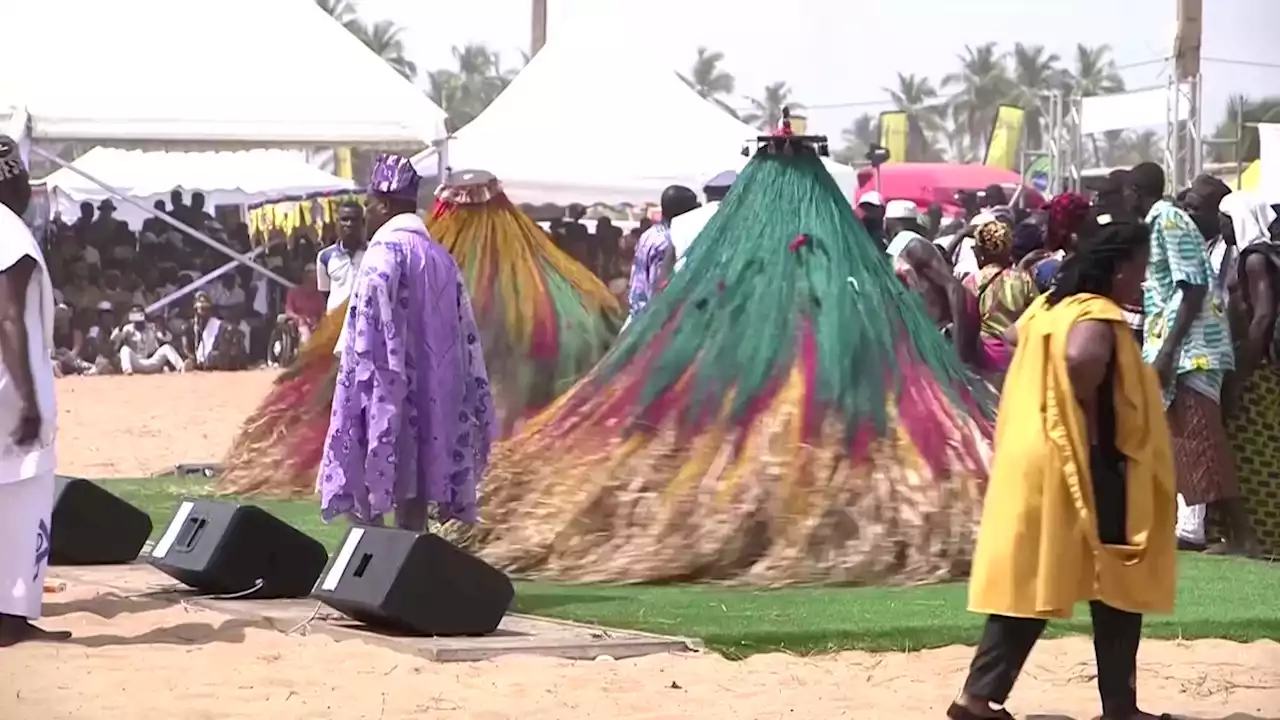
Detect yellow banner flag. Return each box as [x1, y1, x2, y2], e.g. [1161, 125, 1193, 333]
[878, 111, 908, 165]
[984, 105, 1026, 171]
[335, 147, 355, 180]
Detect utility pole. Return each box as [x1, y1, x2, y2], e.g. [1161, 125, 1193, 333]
[531, 0, 547, 57]
[1172, 0, 1203, 185]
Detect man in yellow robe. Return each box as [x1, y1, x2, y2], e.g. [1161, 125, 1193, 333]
[947, 218, 1177, 720]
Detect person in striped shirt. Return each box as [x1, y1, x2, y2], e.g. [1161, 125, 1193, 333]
[1129, 162, 1259, 556]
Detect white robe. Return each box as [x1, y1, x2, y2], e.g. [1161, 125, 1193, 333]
[669, 201, 720, 273]
[0, 203, 57, 619]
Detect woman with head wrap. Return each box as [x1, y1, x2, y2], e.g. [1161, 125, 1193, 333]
[961, 219, 1038, 384]
[1024, 191, 1093, 292]
[1218, 191, 1280, 556]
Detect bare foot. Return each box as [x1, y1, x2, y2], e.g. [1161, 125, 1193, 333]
[0, 614, 72, 647]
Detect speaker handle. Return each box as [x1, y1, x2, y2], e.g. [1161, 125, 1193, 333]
[174, 516, 209, 553]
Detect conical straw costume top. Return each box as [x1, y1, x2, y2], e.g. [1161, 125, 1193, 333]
[217, 302, 347, 496]
[428, 171, 623, 433]
[474, 122, 996, 585]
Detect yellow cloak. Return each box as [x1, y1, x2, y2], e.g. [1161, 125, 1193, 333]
[968, 294, 1177, 619]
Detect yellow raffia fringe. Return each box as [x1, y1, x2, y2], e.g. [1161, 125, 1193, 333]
[428, 201, 618, 355]
[216, 302, 347, 497]
[472, 360, 992, 585]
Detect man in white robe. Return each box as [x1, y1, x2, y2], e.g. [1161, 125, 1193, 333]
[0, 135, 67, 646]
[669, 170, 736, 273]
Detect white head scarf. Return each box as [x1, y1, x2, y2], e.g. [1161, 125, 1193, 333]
[1219, 191, 1277, 249]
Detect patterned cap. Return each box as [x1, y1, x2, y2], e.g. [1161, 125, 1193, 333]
[368, 153, 421, 201]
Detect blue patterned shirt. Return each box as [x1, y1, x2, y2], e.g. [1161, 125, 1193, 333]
[627, 223, 672, 319]
[1140, 199, 1234, 375]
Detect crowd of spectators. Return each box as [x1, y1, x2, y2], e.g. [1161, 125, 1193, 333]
[43, 191, 653, 379]
[43, 189, 330, 377]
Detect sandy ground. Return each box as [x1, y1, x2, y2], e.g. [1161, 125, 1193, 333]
[54, 370, 278, 477]
[13, 372, 1276, 719]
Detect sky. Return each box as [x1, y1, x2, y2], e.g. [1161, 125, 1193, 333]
[361, 0, 1280, 139]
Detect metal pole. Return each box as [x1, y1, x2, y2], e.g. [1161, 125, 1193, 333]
[32, 146, 295, 289]
[145, 247, 266, 316]
[531, 0, 547, 55]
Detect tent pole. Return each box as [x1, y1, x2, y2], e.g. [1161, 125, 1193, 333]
[31, 146, 295, 289]
[145, 247, 266, 316]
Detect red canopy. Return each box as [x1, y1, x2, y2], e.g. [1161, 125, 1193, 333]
[856, 163, 1045, 213]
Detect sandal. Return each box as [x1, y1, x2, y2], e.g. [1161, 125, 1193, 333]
[946, 701, 1014, 720]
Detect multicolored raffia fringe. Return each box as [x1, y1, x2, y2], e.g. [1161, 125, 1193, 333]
[428, 173, 623, 434]
[472, 148, 996, 585]
[216, 303, 347, 497]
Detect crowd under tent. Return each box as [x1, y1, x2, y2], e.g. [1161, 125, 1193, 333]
[413, 36, 858, 206]
[43, 147, 359, 229]
[856, 163, 1046, 215]
[3, 0, 449, 313]
[0, 0, 446, 146]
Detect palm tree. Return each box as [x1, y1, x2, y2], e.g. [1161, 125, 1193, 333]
[1065, 44, 1126, 166]
[314, 0, 363, 33]
[679, 47, 742, 120]
[741, 82, 803, 131]
[885, 73, 946, 161]
[1008, 43, 1065, 153]
[356, 20, 418, 80]
[686, 47, 735, 100]
[942, 43, 1011, 161]
[1208, 95, 1280, 163]
[314, 0, 418, 81]
[425, 44, 522, 132]
[834, 113, 877, 165]
[1108, 130, 1162, 165]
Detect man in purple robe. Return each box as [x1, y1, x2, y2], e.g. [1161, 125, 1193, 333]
[317, 154, 495, 530]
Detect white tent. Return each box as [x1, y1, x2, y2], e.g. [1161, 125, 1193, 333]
[1, 0, 446, 146]
[413, 38, 857, 206]
[44, 147, 357, 228]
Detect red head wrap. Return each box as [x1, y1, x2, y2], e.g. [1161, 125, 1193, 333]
[1045, 191, 1091, 249]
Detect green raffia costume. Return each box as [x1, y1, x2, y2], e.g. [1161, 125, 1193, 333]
[470, 115, 996, 585]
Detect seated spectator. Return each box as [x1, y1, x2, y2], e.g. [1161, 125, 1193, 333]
[79, 301, 119, 374]
[140, 200, 170, 237]
[51, 303, 95, 377]
[208, 272, 245, 312]
[62, 261, 104, 311]
[182, 292, 248, 371]
[100, 268, 134, 315]
[285, 262, 324, 345]
[111, 304, 184, 375]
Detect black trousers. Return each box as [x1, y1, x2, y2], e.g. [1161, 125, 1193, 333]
[962, 602, 1143, 717]
[963, 439, 1143, 716]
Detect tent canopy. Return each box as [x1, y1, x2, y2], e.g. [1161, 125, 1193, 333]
[44, 147, 357, 228]
[414, 37, 856, 206]
[2, 0, 446, 146]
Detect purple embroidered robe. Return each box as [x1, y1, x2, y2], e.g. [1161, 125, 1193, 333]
[318, 214, 495, 527]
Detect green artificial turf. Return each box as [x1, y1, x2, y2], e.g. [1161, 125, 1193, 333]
[103, 476, 1280, 657]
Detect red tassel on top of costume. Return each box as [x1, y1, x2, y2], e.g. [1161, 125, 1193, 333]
[430, 199, 453, 220]
[788, 234, 810, 252]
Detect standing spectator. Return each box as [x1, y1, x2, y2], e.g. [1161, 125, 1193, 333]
[316, 200, 365, 311]
[111, 304, 183, 375]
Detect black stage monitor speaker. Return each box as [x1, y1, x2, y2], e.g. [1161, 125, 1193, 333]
[50, 476, 154, 565]
[312, 526, 513, 636]
[149, 499, 328, 599]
